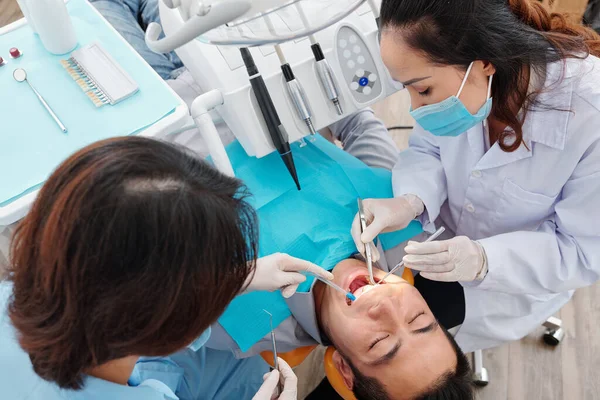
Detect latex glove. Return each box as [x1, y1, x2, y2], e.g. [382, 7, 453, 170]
[351, 195, 424, 261]
[403, 236, 488, 282]
[253, 358, 298, 400]
[244, 253, 334, 298]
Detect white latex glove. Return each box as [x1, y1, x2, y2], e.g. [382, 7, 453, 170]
[252, 358, 298, 400]
[351, 195, 424, 261]
[244, 253, 334, 298]
[403, 236, 488, 282]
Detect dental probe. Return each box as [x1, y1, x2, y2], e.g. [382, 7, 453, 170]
[378, 226, 446, 284]
[358, 198, 375, 285]
[305, 272, 357, 302]
[263, 310, 283, 395]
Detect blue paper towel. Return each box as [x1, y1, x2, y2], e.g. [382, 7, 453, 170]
[218, 136, 422, 352]
[0, 0, 180, 206]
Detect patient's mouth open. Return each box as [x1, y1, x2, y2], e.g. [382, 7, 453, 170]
[347, 275, 383, 305]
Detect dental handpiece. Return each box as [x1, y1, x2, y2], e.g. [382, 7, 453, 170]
[240, 48, 301, 190]
[378, 226, 446, 284]
[294, 2, 343, 115]
[312, 44, 343, 115]
[281, 64, 316, 135]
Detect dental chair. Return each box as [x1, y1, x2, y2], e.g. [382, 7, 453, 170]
[260, 266, 567, 394]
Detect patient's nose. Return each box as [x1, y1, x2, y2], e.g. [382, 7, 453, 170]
[367, 297, 399, 322]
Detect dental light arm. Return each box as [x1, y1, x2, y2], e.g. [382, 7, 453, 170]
[145, 0, 251, 54]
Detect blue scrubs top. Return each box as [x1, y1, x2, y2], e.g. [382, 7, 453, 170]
[0, 282, 268, 400]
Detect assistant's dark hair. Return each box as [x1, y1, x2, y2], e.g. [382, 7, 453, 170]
[380, 0, 600, 152]
[343, 327, 473, 400]
[8, 136, 258, 390]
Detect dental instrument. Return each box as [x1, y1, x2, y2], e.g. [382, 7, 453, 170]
[145, 0, 397, 179]
[263, 15, 316, 137]
[13, 68, 67, 133]
[305, 271, 357, 302]
[295, 3, 343, 115]
[263, 309, 283, 395]
[378, 226, 447, 284]
[358, 198, 376, 285]
[240, 47, 301, 190]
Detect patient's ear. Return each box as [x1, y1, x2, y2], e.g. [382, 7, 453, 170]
[332, 350, 354, 389]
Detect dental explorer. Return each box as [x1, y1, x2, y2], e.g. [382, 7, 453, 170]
[378, 226, 446, 284]
[263, 310, 283, 395]
[358, 198, 376, 285]
[240, 48, 301, 190]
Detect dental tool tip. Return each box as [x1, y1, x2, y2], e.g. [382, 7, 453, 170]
[333, 99, 343, 115]
[346, 293, 357, 301]
[306, 118, 317, 135]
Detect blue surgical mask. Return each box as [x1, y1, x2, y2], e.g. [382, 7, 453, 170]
[187, 326, 211, 352]
[410, 62, 493, 137]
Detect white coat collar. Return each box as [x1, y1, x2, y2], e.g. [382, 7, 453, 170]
[468, 59, 575, 170]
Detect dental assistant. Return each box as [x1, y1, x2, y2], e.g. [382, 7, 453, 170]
[0, 137, 331, 400]
[353, 0, 600, 350]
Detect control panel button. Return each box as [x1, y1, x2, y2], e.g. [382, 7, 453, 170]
[339, 39, 348, 48]
[363, 86, 372, 95]
[347, 60, 356, 69]
[350, 82, 359, 91]
[357, 56, 365, 64]
[359, 77, 369, 87]
[349, 35, 358, 44]
[343, 50, 352, 59]
[353, 45, 361, 54]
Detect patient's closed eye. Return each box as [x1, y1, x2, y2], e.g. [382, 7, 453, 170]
[369, 335, 389, 350]
[409, 311, 425, 324]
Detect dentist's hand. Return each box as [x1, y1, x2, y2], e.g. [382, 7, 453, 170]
[403, 236, 488, 282]
[351, 195, 425, 261]
[244, 253, 334, 298]
[253, 358, 298, 400]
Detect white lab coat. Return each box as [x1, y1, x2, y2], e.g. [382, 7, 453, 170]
[393, 55, 600, 352]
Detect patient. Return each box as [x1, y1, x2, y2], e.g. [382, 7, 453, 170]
[208, 258, 473, 400]
[315, 259, 473, 399]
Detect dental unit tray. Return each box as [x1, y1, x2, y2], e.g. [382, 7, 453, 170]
[61, 42, 139, 107]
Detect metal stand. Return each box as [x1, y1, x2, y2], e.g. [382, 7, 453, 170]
[472, 350, 489, 387]
[542, 316, 565, 346]
[470, 316, 566, 388]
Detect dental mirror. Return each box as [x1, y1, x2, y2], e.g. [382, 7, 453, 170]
[13, 68, 27, 82]
[13, 68, 68, 133]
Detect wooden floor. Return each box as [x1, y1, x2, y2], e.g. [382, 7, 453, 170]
[1, 2, 599, 399]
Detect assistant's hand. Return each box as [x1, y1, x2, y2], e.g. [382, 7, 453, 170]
[403, 236, 488, 282]
[351, 195, 424, 261]
[252, 358, 298, 400]
[244, 253, 334, 298]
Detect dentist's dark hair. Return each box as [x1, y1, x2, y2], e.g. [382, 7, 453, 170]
[8, 137, 258, 390]
[380, 0, 600, 152]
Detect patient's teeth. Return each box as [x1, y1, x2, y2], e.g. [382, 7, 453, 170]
[354, 285, 375, 299]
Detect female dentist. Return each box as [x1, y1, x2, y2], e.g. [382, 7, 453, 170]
[353, 0, 600, 347]
[1, 137, 330, 399]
